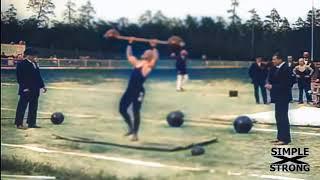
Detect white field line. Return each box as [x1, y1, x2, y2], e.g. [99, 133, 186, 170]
[2, 143, 306, 180]
[1, 174, 56, 179]
[248, 174, 304, 180]
[1, 143, 209, 172]
[228, 172, 305, 180]
[46, 86, 122, 93]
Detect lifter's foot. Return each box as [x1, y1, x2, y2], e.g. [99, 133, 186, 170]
[124, 131, 133, 136]
[130, 134, 139, 141]
[16, 125, 28, 130]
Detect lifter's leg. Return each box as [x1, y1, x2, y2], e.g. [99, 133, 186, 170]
[181, 74, 189, 90]
[119, 94, 134, 135]
[131, 92, 144, 141]
[176, 74, 183, 91]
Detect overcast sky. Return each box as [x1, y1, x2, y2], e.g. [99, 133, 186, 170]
[1, 0, 319, 24]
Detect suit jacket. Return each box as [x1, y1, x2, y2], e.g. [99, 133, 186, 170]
[248, 63, 268, 84]
[16, 59, 45, 96]
[269, 62, 291, 103]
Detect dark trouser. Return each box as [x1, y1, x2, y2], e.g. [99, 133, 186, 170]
[288, 83, 294, 102]
[297, 79, 312, 102]
[289, 77, 296, 102]
[275, 101, 291, 143]
[15, 92, 39, 126]
[119, 90, 144, 134]
[253, 82, 267, 104]
[288, 88, 293, 102]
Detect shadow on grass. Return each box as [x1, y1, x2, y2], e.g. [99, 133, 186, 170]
[1, 155, 146, 180]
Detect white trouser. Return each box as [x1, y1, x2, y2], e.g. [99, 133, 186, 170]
[176, 74, 189, 90]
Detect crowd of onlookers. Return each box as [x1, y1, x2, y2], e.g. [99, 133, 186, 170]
[1, 41, 26, 65]
[249, 51, 320, 105]
[1, 52, 24, 66]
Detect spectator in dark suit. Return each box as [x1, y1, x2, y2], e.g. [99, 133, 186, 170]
[15, 48, 47, 129]
[248, 57, 268, 104]
[287, 56, 297, 102]
[265, 53, 291, 145]
[266, 60, 276, 103]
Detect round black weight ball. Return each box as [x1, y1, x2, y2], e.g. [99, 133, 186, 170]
[166, 111, 184, 127]
[233, 116, 253, 133]
[51, 112, 64, 125]
[191, 145, 205, 156]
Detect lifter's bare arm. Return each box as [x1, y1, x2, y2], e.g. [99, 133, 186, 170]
[126, 37, 138, 66]
[147, 40, 159, 68]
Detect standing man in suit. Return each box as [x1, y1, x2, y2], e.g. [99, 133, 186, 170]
[248, 57, 268, 104]
[15, 48, 47, 129]
[265, 53, 291, 145]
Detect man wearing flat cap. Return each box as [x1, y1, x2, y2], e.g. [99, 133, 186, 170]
[15, 48, 47, 129]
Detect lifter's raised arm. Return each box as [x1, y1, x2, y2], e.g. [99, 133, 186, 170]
[126, 37, 138, 66]
[147, 40, 159, 68]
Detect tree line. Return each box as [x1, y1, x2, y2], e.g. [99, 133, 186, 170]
[1, 0, 320, 60]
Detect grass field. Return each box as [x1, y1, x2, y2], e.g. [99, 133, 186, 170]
[1, 68, 320, 180]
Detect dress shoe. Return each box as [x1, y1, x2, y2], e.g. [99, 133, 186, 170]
[273, 141, 289, 145]
[270, 139, 279, 143]
[28, 125, 41, 128]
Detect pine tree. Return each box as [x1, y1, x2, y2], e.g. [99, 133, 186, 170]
[280, 17, 291, 32]
[152, 10, 168, 25]
[117, 17, 129, 29]
[168, 18, 183, 28]
[185, 15, 199, 30]
[27, 0, 55, 27]
[293, 17, 305, 30]
[78, 0, 96, 28]
[138, 10, 152, 25]
[264, 8, 282, 32]
[1, 4, 18, 24]
[305, 8, 320, 27]
[63, 0, 77, 24]
[227, 0, 241, 26]
[246, 9, 262, 59]
[247, 9, 262, 27]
